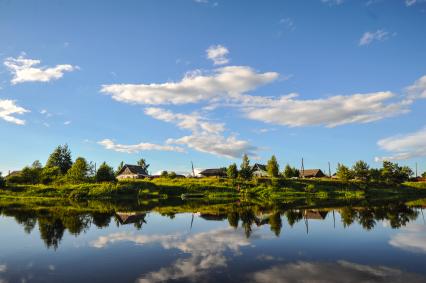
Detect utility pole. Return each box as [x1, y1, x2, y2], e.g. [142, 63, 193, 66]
[416, 162, 418, 178]
[191, 161, 195, 177]
[301, 158, 305, 178]
[328, 162, 331, 178]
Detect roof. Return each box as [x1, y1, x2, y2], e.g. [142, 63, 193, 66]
[304, 210, 328, 220]
[116, 212, 146, 225]
[252, 163, 267, 172]
[6, 171, 21, 177]
[300, 169, 325, 177]
[117, 164, 148, 176]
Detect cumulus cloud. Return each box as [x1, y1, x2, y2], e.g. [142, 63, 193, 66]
[206, 45, 230, 65]
[0, 99, 29, 125]
[242, 91, 410, 127]
[98, 139, 184, 153]
[375, 127, 426, 161]
[100, 66, 279, 105]
[406, 75, 426, 99]
[389, 223, 426, 253]
[359, 30, 392, 46]
[405, 0, 426, 6]
[145, 107, 257, 158]
[4, 56, 77, 84]
[250, 260, 425, 283]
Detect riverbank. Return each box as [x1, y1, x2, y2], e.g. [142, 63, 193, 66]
[1, 177, 426, 203]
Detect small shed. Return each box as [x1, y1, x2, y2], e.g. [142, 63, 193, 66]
[252, 163, 268, 177]
[199, 168, 227, 177]
[299, 169, 326, 178]
[116, 164, 149, 179]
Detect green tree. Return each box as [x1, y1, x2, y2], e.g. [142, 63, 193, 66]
[136, 158, 150, 174]
[352, 160, 370, 182]
[239, 154, 252, 180]
[422, 172, 426, 178]
[336, 163, 353, 181]
[168, 171, 177, 179]
[116, 161, 124, 175]
[96, 162, 116, 182]
[283, 164, 299, 178]
[66, 157, 89, 183]
[369, 168, 382, 183]
[46, 144, 73, 175]
[227, 163, 238, 179]
[0, 172, 5, 188]
[266, 155, 279, 177]
[160, 171, 168, 178]
[40, 166, 61, 184]
[381, 161, 412, 184]
[20, 161, 43, 184]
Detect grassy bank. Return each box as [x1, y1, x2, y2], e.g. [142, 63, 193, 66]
[1, 177, 426, 203]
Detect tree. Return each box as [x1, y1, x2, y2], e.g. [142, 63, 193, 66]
[20, 161, 43, 184]
[422, 172, 426, 178]
[239, 154, 252, 180]
[283, 164, 299, 178]
[46, 144, 73, 175]
[116, 161, 124, 175]
[96, 162, 116, 182]
[381, 161, 412, 184]
[137, 158, 150, 174]
[336, 163, 353, 181]
[40, 166, 61, 184]
[0, 172, 5, 188]
[352, 160, 370, 182]
[66, 157, 90, 183]
[266, 155, 279, 178]
[160, 171, 168, 178]
[369, 168, 382, 183]
[168, 171, 177, 179]
[227, 163, 238, 179]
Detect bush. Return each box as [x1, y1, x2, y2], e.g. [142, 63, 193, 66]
[0, 172, 5, 188]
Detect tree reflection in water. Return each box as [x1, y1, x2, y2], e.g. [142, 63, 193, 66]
[0, 199, 422, 249]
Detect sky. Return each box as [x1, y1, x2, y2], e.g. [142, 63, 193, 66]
[1, 0, 426, 175]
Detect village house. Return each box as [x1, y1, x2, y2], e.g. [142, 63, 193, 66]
[252, 163, 268, 177]
[116, 164, 149, 179]
[199, 168, 227, 177]
[299, 169, 326, 178]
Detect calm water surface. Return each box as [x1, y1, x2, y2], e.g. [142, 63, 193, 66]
[1, 200, 426, 283]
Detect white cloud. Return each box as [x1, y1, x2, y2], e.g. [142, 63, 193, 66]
[0, 264, 6, 272]
[0, 99, 29, 125]
[405, 0, 426, 6]
[98, 139, 184, 154]
[375, 126, 426, 161]
[359, 30, 393, 46]
[389, 223, 426, 253]
[145, 107, 257, 158]
[64, 121, 71, 125]
[101, 66, 278, 105]
[242, 91, 410, 127]
[406, 75, 426, 99]
[4, 56, 77, 84]
[206, 45, 230, 65]
[251, 260, 425, 283]
[279, 18, 295, 31]
[321, 0, 344, 6]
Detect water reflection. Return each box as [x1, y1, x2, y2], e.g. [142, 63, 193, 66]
[0, 200, 423, 250]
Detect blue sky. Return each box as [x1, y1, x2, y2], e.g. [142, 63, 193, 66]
[1, 0, 426, 175]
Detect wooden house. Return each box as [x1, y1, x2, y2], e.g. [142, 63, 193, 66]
[199, 168, 227, 177]
[299, 169, 326, 178]
[252, 163, 268, 177]
[116, 164, 149, 179]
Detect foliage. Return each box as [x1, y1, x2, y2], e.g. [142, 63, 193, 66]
[239, 154, 252, 180]
[283, 164, 299, 178]
[40, 166, 61, 184]
[160, 171, 168, 177]
[46, 144, 73, 175]
[227, 163, 238, 179]
[381, 161, 413, 185]
[422, 172, 426, 178]
[266, 155, 279, 177]
[116, 161, 124, 175]
[96, 162, 116, 182]
[352, 160, 370, 182]
[136, 158, 150, 174]
[336, 163, 353, 181]
[66, 157, 90, 184]
[0, 172, 5, 188]
[168, 171, 177, 179]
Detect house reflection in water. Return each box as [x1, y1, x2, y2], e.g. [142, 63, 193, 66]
[115, 212, 147, 229]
